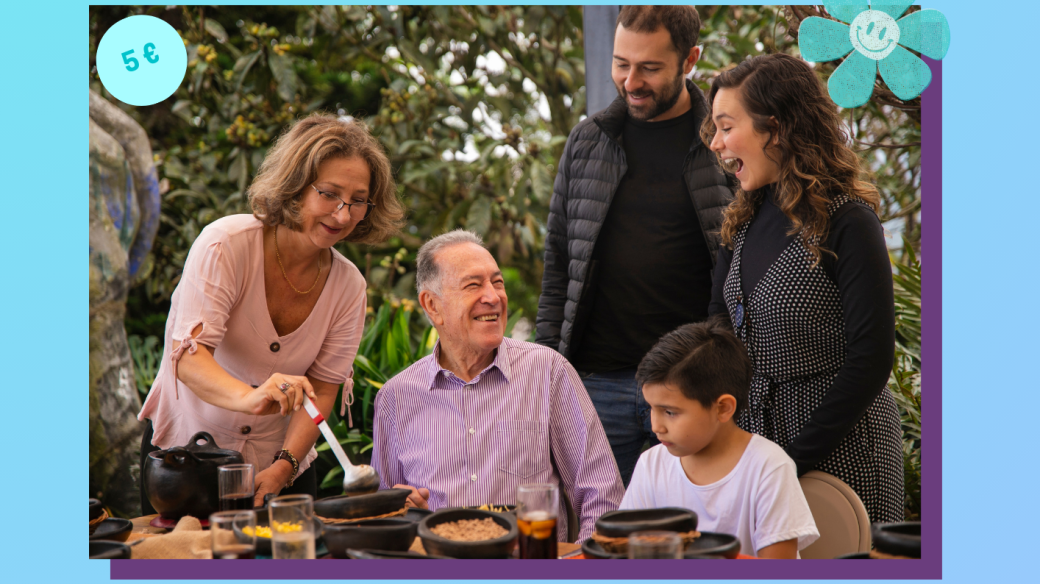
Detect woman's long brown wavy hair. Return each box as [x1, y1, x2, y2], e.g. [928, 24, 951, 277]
[700, 53, 880, 264]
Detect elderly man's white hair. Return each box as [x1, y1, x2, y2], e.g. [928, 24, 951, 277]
[415, 229, 485, 296]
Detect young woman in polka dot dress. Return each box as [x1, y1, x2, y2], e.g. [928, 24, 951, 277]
[701, 53, 905, 523]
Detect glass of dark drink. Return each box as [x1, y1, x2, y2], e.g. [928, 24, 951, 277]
[218, 464, 255, 511]
[210, 510, 257, 559]
[516, 483, 559, 559]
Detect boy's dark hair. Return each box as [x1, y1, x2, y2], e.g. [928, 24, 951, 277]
[636, 316, 751, 417]
[617, 5, 702, 64]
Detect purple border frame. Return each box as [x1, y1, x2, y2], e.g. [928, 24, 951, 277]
[111, 59, 942, 581]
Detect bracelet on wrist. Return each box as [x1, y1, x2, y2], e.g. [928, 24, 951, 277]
[273, 449, 299, 487]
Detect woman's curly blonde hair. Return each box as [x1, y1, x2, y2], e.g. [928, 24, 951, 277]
[700, 53, 880, 265]
[248, 113, 404, 244]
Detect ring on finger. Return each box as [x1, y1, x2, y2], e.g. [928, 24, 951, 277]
[279, 381, 291, 393]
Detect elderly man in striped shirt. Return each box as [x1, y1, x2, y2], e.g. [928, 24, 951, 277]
[372, 230, 625, 542]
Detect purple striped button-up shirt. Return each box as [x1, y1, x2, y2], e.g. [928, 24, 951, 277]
[372, 337, 624, 541]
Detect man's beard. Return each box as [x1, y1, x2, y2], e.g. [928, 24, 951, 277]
[617, 70, 685, 121]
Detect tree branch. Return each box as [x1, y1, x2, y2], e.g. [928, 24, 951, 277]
[854, 138, 921, 151]
[402, 181, 438, 199]
[454, 7, 553, 96]
[882, 198, 922, 222]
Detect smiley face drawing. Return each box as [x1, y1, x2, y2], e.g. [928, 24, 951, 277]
[849, 10, 901, 61]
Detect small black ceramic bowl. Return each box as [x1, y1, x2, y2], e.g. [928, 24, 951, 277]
[346, 549, 452, 560]
[313, 489, 412, 521]
[581, 538, 624, 559]
[683, 532, 740, 559]
[405, 507, 433, 523]
[89, 499, 104, 521]
[871, 522, 921, 558]
[582, 531, 740, 559]
[455, 505, 517, 515]
[836, 552, 873, 559]
[324, 518, 419, 559]
[89, 499, 104, 535]
[595, 508, 698, 538]
[418, 508, 518, 559]
[89, 540, 131, 560]
[89, 518, 133, 542]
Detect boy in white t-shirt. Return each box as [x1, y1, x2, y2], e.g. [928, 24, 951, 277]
[620, 318, 819, 558]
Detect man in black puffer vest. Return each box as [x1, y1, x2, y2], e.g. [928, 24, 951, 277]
[535, 6, 733, 485]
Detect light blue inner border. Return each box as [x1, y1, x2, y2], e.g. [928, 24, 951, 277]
[5, 1, 1027, 582]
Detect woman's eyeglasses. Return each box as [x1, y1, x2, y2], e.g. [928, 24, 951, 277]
[311, 185, 375, 220]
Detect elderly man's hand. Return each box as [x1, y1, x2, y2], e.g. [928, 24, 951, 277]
[393, 484, 430, 509]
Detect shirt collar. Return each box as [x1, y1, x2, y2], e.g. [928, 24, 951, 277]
[424, 338, 512, 389]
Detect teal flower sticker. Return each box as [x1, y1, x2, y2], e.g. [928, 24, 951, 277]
[799, 3, 950, 108]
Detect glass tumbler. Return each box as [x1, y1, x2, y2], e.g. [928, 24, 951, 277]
[516, 483, 559, 559]
[627, 530, 683, 559]
[210, 510, 257, 559]
[269, 494, 316, 559]
[218, 464, 255, 511]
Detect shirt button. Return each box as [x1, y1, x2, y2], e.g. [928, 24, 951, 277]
[470, 474, 477, 482]
[240, 426, 251, 435]
[270, 342, 280, 352]
[469, 428, 475, 435]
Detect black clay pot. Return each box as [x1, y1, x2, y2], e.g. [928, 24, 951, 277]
[143, 431, 244, 520]
[595, 508, 698, 538]
[313, 489, 412, 521]
[418, 508, 518, 559]
[324, 518, 419, 558]
[871, 522, 921, 558]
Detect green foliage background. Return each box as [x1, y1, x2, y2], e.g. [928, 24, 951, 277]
[92, 6, 922, 519]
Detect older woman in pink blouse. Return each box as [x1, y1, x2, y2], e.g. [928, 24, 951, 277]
[139, 115, 404, 508]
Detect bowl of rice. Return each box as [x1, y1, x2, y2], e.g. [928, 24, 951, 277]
[418, 508, 518, 559]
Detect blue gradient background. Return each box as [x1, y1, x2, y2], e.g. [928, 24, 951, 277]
[3, 1, 1026, 582]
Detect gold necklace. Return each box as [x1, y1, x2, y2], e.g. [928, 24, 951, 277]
[274, 224, 323, 295]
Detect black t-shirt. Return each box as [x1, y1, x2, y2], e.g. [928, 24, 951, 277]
[571, 108, 714, 371]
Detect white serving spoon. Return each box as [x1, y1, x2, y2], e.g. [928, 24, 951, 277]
[303, 398, 380, 496]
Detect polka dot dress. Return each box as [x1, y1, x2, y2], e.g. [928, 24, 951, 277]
[724, 194, 905, 524]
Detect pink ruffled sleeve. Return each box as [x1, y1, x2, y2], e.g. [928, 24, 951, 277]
[168, 233, 238, 398]
[306, 269, 367, 421]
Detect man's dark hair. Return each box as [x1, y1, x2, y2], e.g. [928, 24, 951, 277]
[636, 316, 751, 417]
[617, 5, 702, 64]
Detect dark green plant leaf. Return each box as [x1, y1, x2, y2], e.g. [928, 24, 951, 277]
[268, 52, 299, 103]
[467, 196, 492, 236]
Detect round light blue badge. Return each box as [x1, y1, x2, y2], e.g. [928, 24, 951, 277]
[97, 15, 187, 106]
